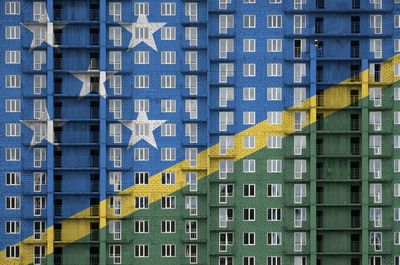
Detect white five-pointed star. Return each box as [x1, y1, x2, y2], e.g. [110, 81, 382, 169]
[120, 112, 166, 149]
[72, 67, 116, 98]
[121, 15, 166, 51]
[21, 109, 67, 147]
[21, 9, 65, 50]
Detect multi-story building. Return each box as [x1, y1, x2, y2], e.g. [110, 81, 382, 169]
[1, 0, 400, 265]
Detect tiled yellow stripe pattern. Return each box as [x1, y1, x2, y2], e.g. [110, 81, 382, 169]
[2, 54, 399, 264]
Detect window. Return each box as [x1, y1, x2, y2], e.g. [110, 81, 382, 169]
[268, 136, 282, 149]
[185, 27, 197, 46]
[5, 75, 21, 88]
[134, 172, 149, 185]
[395, 232, 400, 245]
[219, 15, 234, 34]
[134, 148, 149, 161]
[185, 3, 198, 22]
[6, 148, 20, 161]
[219, 63, 234, 83]
[243, 15, 256, 28]
[243, 232, 255, 245]
[185, 51, 198, 70]
[270, 0, 281, 3]
[243, 184, 255, 197]
[161, 27, 176, 40]
[185, 148, 198, 167]
[244, 135, 255, 149]
[219, 232, 234, 252]
[5, 123, 20, 137]
[267, 39, 282, 52]
[109, 100, 122, 119]
[267, 87, 282, 101]
[219, 39, 234, 58]
[267, 184, 282, 197]
[219, 208, 234, 227]
[219, 160, 234, 179]
[294, 208, 307, 227]
[219, 87, 234, 107]
[294, 232, 307, 252]
[5, 99, 20, 112]
[243, 64, 256, 77]
[109, 172, 122, 191]
[5, 221, 20, 234]
[267, 15, 282, 28]
[243, 208, 255, 221]
[395, 135, 400, 148]
[267, 257, 281, 265]
[161, 51, 176, 64]
[267, 63, 282, 76]
[33, 51, 46, 70]
[185, 99, 198, 119]
[5, 50, 20, 64]
[135, 196, 149, 209]
[161, 75, 176, 88]
[396, 15, 400, 28]
[294, 63, 306, 83]
[109, 196, 121, 215]
[109, 148, 122, 167]
[219, 112, 234, 131]
[267, 160, 282, 173]
[5, 172, 20, 185]
[109, 124, 122, 143]
[109, 2, 121, 22]
[370, 39, 382, 59]
[294, 184, 307, 203]
[134, 75, 149, 88]
[219, 184, 234, 203]
[5, 245, 19, 258]
[294, 135, 307, 155]
[134, 99, 149, 113]
[109, 245, 121, 264]
[33, 75, 46, 94]
[185, 124, 197, 143]
[267, 208, 282, 221]
[161, 148, 176, 161]
[244, 257, 255, 265]
[294, 15, 306, 34]
[162, 172, 176, 184]
[243, 87, 255, 100]
[243, 112, 255, 125]
[243, 39, 256, 52]
[5, 26, 20, 39]
[161, 244, 176, 257]
[161, 2, 176, 16]
[109, 51, 121, 70]
[5, 2, 20, 15]
[185, 75, 198, 95]
[395, 208, 400, 221]
[186, 172, 198, 191]
[134, 245, 149, 257]
[6, 196, 20, 209]
[33, 221, 45, 240]
[33, 196, 46, 216]
[243, 159, 256, 173]
[134, 2, 149, 15]
[370, 15, 382, 34]
[294, 160, 307, 179]
[185, 196, 198, 215]
[134, 220, 149, 233]
[161, 123, 176, 137]
[267, 232, 281, 245]
[33, 172, 46, 192]
[370, 232, 382, 251]
[161, 196, 176, 209]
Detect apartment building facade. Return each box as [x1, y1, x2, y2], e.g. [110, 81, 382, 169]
[1, 0, 400, 265]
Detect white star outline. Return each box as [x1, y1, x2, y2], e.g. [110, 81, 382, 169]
[121, 15, 166, 51]
[120, 112, 166, 149]
[20, 108, 67, 148]
[71, 67, 117, 99]
[21, 8, 65, 50]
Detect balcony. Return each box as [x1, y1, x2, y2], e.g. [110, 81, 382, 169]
[90, 206, 99, 216]
[54, 230, 62, 241]
[91, 181, 99, 193]
[90, 83, 99, 94]
[54, 9, 62, 21]
[350, 168, 360, 180]
[91, 107, 99, 119]
[54, 34, 62, 45]
[54, 254, 62, 265]
[351, 22, 360, 34]
[351, 217, 360, 228]
[90, 254, 99, 265]
[350, 192, 360, 204]
[54, 132, 99, 144]
[350, 144, 360, 155]
[90, 229, 99, 241]
[54, 107, 99, 119]
[54, 83, 62, 94]
[350, 119, 360, 131]
[54, 59, 63, 70]
[90, 10, 99, 21]
[89, 59, 99, 70]
[90, 156, 99, 167]
[90, 34, 99, 45]
[54, 180, 62, 192]
[317, 241, 323, 252]
[350, 47, 360, 58]
[351, 241, 360, 252]
[54, 205, 62, 217]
